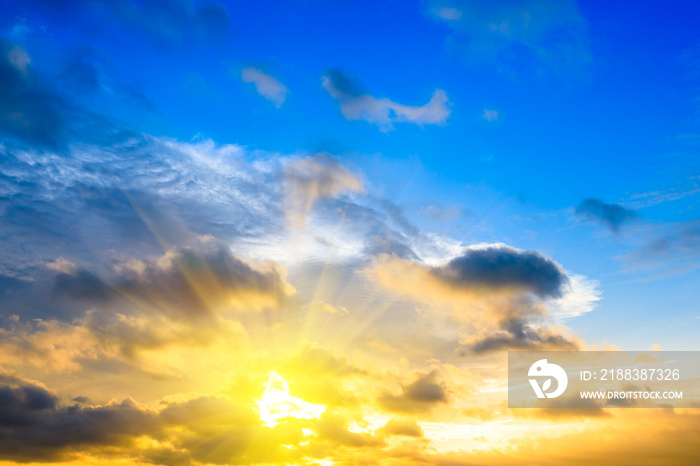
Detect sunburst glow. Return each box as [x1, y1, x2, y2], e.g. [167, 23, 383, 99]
[255, 371, 326, 427]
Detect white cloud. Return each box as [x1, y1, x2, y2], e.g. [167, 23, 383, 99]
[241, 67, 288, 107]
[7, 45, 30, 75]
[433, 7, 462, 21]
[322, 71, 450, 131]
[548, 273, 601, 319]
[482, 109, 499, 121]
[45, 257, 77, 274]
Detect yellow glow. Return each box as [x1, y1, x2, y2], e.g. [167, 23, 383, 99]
[255, 371, 326, 427]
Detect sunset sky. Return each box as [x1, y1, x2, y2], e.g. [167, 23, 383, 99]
[1, 1, 700, 465]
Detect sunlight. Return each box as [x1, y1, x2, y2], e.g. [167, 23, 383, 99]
[255, 371, 326, 427]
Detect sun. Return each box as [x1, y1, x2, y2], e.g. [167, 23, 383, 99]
[255, 371, 326, 427]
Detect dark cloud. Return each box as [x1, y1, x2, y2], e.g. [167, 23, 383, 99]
[575, 198, 639, 233]
[378, 418, 424, 437]
[0, 376, 159, 461]
[49, 244, 293, 355]
[464, 316, 579, 355]
[432, 245, 569, 298]
[379, 371, 448, 413]
[323, 69, 366, 97]
[54, 244, 291, 314]
[53, 269, 115, 303]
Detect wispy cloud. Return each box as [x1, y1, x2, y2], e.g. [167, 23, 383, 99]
[627, 177, 700, 208]
[482, 108, 499, 121]
[322, 69, 450, 131]
[241, 67, 289, 107]
[284, 154, 364, 227]
[575, 198, 639, 233]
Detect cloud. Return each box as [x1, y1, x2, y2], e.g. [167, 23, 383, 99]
[577, 191, 700, 278]
[433, 7, 463, 21]
[0, 137, 283, 278]
[547, 273, 602, 318]
[241, 67, 289, 107]
[364, 227, 420, 260]
[0, 129, 449, 284]
[419, 204, 469, 221]
[628, 180, 700, 209]
[284, 154, 364, 226]
[620, 218, 700, 278]
[49, 244, 294, 357]
[432, 244, 569, 298]
[322, 69, 450, 131]
[0, 375, 159, 462]
[160, 396, 260, 433]
[482, 108, 499, 121]
[461, 315, 580, 354]
[0, 240, 296, 373]
[379, 371, 448, 413]
[55, 244, 294, 316]
[426, 0, 590, 75]
[575, 198, 639, 233]
[316, 412, 385, 448]
[45, 257, 77, 274]
[378, 418, 424, 437]
[368, 245, 589, 353]
[7, 45, 30, 75]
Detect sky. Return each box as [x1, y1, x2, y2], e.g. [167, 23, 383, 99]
[1, 0, 700, 465]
